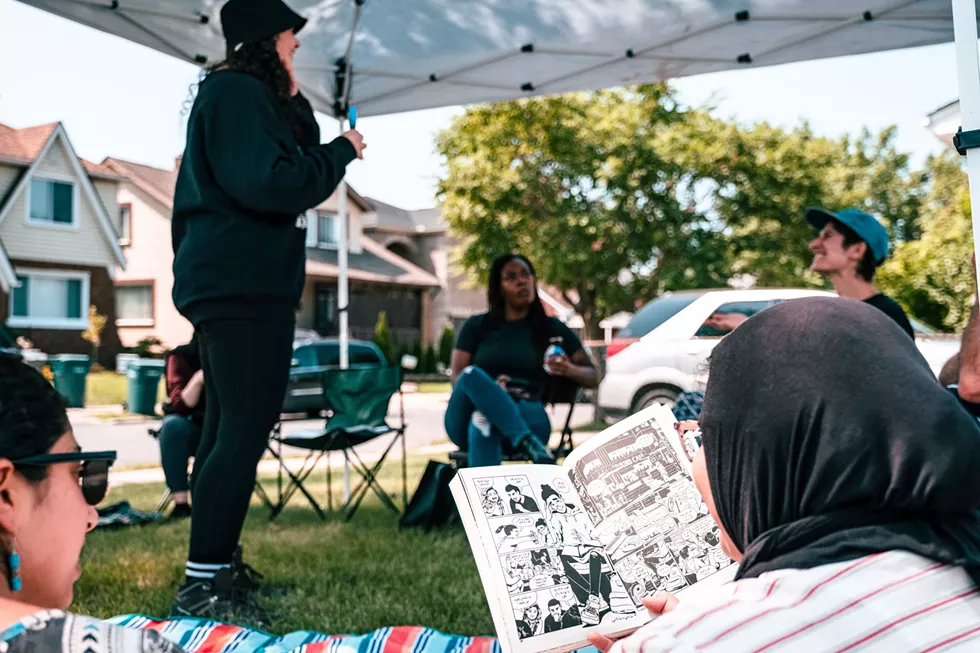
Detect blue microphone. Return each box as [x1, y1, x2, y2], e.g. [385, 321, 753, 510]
[348, 105, 357, 129]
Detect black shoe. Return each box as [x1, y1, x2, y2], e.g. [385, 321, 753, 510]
[170, 568, 274, 627]
[231, 546, 288, 598]
[168, 503, 192, 521]
[515, 435, 556, 465]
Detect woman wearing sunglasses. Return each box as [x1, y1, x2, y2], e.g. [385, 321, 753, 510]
[0, 354, 185, 651]
[591, 299, 980, 653]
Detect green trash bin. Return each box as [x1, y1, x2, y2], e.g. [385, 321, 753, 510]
[127, 359, 166, 416]
[49, 354, 91, 408]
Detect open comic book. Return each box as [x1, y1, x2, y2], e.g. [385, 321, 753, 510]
[449, 405, 736, 653]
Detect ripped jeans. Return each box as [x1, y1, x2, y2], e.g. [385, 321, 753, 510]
[445, 366, 551, 467]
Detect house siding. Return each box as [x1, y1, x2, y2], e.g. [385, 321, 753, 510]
[4, 258, 122, 368]
[114, 183, 193, 349]
[0, 139, 115, 269]
[0, 164, 21, 202]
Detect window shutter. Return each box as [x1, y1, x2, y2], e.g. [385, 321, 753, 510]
[66, 279, 82, 318]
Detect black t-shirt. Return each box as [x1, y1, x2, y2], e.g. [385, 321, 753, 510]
[456, 314, 584, 392]
[863, 294, 914, 340]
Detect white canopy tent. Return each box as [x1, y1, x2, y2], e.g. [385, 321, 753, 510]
[16, 0, 980, 363]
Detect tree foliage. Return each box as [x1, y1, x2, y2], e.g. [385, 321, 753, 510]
[438, 85, 968, 334]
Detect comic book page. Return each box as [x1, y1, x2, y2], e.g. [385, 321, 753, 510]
[450, 466, 650, 653]
[562, 405, 736, 606]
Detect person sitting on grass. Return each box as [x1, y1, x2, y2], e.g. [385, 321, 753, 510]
[446, 254, 598, 467]
[589, 298, 980, 653]
[0, 353, 186, 652]
[158, 334, 205, 520]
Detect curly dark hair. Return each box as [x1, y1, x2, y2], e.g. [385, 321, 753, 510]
[487, 254, 553, 358]
[0, 353, 69, 483]
[190, 37, 317, 146]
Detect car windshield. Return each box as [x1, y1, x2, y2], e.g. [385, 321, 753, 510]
[619, 292, 705, 339]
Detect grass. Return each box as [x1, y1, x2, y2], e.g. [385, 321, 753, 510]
[74, 454, 494, 638]
[85, 372, 166, 408]
[416, 382, 452, 394]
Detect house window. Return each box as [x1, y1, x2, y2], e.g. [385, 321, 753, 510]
[119, 204, 132, 245]
[318, 214, 337, 247]
[28, 178, 75, 226]
[115, 284, 153, 326]
[9, 269, 89, 330]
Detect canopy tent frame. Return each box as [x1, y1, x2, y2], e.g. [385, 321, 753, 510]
[952, 0, 980, 293]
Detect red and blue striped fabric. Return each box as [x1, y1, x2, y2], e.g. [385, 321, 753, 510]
[107, 618, 503, 653]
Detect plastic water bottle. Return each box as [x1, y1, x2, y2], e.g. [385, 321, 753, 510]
[543, 337, 565, 375]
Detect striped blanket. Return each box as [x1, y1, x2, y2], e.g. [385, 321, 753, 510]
[109, 617, 504, 653]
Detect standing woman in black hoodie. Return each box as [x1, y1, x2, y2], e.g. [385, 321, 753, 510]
[169, 0, 365, 620]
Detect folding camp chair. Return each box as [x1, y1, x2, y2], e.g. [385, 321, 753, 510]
[148, 424, 277, 514]
[448, 381, 581, 469]
[266, 366, 407, 522]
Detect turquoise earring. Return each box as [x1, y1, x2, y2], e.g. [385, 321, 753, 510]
[7, 548, 20, 592]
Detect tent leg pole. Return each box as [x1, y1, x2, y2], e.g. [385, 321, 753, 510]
[337, 117, 352, 504]
[952, 0, 980, 290]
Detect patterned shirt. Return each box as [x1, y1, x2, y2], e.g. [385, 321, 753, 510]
[613, 551, 980, 653]
[0, 610, 185, 653]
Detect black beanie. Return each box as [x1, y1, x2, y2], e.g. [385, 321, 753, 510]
[220, 0, 307, 57]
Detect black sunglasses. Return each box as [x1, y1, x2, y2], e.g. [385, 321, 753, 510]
[12, 451, 117, 506]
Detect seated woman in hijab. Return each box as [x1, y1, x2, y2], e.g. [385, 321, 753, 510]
[590, 298, 980, 653]
[0, 354, 184, 651]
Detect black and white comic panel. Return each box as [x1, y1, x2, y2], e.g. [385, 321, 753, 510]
[567, 416, 735, 606]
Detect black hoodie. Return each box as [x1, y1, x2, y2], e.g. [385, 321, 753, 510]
[172, 71, 356, 325]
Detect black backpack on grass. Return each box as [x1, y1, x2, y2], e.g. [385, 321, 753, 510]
[399, 460, 459, 531]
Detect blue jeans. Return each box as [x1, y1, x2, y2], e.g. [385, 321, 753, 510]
[445, 366, 551, 467]
[158, 414, 202, 494]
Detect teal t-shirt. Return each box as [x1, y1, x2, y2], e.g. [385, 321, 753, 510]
[456, 314, 584, 392]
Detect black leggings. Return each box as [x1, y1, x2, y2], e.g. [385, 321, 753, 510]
[188, 319, 293, 564]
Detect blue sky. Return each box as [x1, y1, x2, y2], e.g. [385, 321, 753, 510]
[0, 0, 961, 210]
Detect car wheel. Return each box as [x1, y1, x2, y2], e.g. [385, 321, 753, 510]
[633, 387, 679, 412]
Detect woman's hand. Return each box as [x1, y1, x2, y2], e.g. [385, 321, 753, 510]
[545, 354, 573, 377]
[586, 593, 680, 653]
[343, 129, 367, 159]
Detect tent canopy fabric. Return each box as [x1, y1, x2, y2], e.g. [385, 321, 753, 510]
[16, 0, 979, 118]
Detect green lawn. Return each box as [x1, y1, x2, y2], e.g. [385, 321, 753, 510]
[85, 372, 166, 408]
[416, 382, 452, 394]
[74, 455, 494, 638]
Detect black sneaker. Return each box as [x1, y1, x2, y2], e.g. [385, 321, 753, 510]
[515, 435, 556, 465]
[170, 568, 274, 627]
[168, 503, 192, 521]
[231, 546, 288, 598]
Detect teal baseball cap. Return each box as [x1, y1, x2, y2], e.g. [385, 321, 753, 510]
[805, 207, 889, 264]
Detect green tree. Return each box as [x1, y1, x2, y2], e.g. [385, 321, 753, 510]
[877, 152, 974, 332]
[667, 117, 924, 288]
[437, 85, 730, 339]
[438, 325, 455, 368]
[373, 312, 396, 365]
[81, 305, 107, 365]
[422, 343, 439, 374]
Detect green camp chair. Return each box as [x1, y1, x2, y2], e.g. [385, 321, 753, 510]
[267, 366, 407, 521]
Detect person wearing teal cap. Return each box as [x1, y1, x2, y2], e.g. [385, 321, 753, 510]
[805, 207, 913, 339]
[704, 207, 913, 339]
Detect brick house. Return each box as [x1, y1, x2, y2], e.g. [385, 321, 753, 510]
[0, 122, 127, 367]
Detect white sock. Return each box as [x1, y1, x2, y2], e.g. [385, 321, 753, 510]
[185, 561, 230, 580]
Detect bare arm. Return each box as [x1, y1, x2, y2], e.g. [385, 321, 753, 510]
[960, 304, 980, 402]
[180, 369, 205, 408]
[450, 349, 472, 386]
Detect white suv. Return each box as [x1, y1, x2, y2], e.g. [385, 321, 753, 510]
[597, 288, 959, 419]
